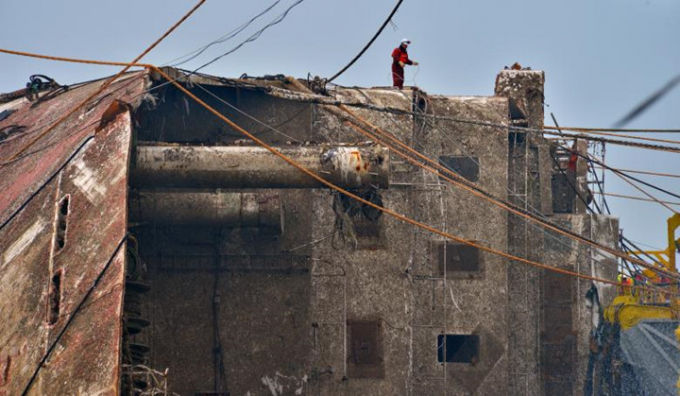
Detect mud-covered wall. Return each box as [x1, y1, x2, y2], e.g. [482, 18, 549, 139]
[133, 72, 618, 396]
[134, 85, 514, 396]
[541, 214, 619, 396]
[303, 90, 512, 395]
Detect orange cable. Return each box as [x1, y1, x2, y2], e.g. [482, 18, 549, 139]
[0, 46, 675, 295]
[0, 48, 150, 68]
[149, 66, 679, 298]
[336, 104, 680, 281]
[0, 0, 205, 165]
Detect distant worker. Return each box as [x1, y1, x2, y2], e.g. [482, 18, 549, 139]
[392, 39, 418, 89]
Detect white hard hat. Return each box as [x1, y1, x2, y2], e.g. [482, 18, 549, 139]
[401, 38, 411, 45]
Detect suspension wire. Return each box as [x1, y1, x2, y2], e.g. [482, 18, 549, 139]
[624, 238, 663, 252]
[141, 0, 306, 96]
[548, 117, 659, 283]
[192, 84, 301, 143]
[327, 0, 404, 83]
[588, 158, 611, 215]
[542, 130, 680, 154]
[613, 74, 680, 128]
[561, 145, 680, 209]
[0, 0, 206, 165]
[163, 0, 284, 67]
[4, 47, 679, 157]
[551, 112, 612, 215]
[362, 87, 609, 266]
[151, 66, 680, 296]
[595, 191, 680, 207]
[620, 242, 647, 277]
[337, 86, 621, 277]
[544, 126, 680, 133]
[264, 89, 680, 154]
[201, 81, 629, 281]
[1, 48, 678, 286]
[594, 167, 680, 180]
[334, 103, 680, 282]
[621, 235, 672, 273]
[190, 0, 305, 75]
[544, 127, 680, 145]
[549, 114, 603, 215]
[170, 67, 680, 294]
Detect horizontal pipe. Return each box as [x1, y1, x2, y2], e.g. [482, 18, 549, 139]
[129, 192, 282, 231]
[131, 145, 389, 189]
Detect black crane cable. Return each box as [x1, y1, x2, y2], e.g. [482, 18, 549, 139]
[565, 148, 680, 201]
[327, 0, 404, 83]
[621, 235, 669, 269]
[620, 242, 642, 273]
[20, 234, 128, 396]
[548, 149, 599, 215]
[614, 74, 680, 128]
[588, 160, 611, 215]
[549, 114, 670, 283]
[549, 114, 603, 215]
[168, 0, 284, 67]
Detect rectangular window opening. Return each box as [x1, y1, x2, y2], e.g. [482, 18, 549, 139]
[56, 195, 70, 250]
[438, 155, 480, 183]
[352, 216, 382, 250]
[3, 355, 11, 383]
[48, 271, 62, 325]
[436, 241, 482, 276]
[347, 320, 384, 378]
[437, 334, 479, 364]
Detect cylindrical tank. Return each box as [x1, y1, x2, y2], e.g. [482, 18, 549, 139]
[131, 145, 389, 189]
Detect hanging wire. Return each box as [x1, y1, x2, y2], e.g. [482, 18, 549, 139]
[163, 0, 284, 67]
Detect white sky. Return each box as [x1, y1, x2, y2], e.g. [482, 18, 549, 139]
[1, 0, 679, 250]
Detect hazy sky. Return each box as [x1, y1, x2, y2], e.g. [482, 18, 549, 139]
[1, 0, 678, 250]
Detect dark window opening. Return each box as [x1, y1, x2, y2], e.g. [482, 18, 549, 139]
[438, 156, 479, 183]
[48, 271, 62, 325]
[353, 216, 381, 239]
[509, 131, 526, 145]
[437, 241, 481, 275]
[56, 196, 70, 250]
[437, 334, 479, 363]
[3, 355, 11, 383]
[347, 320, 384, 378]
[551, 173, 576, 214]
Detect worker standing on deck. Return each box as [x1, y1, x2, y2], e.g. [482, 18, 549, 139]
[392, 39, 418, 89]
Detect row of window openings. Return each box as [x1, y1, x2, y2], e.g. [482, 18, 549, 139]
[352, 333, 480, 365]
[348, 321, 479, 379]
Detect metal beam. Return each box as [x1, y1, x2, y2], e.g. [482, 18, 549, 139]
[132, 145, 389, 189]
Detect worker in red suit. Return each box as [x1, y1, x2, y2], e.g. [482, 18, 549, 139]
[392, 39, 418, 89]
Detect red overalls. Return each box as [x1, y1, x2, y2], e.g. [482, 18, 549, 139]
[391, 46, 412, 89]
